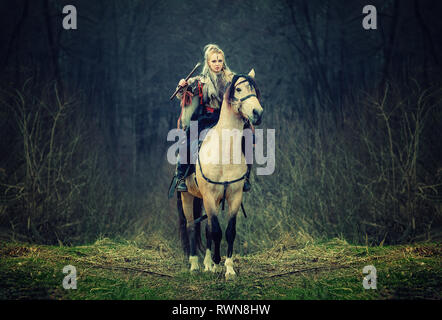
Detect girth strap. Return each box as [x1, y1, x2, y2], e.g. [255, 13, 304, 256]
[197, 152, 249, 212]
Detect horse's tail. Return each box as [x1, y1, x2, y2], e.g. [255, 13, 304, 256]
[177, 192, 203, 256]
[177, 191, 190, 256]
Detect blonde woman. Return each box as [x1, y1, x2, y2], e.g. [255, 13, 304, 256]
[173, 44, 252, 192]
[177, 43, 234, 117]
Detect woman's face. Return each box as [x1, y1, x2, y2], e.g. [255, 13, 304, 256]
[208, 52, 224, 73]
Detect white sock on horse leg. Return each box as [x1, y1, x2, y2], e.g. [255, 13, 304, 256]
[225, 257, 236, 278]
[203, 249, 213, 271]
[189, 255, 199, 271]
[203, 249, 220, 272]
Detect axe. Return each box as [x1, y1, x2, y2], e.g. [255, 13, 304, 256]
[169, 62, 201, 101]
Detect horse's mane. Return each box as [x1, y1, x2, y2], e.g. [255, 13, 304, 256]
[227, 74, 261, 103]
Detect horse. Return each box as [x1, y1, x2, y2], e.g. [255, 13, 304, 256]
[177, 69, 263, 280]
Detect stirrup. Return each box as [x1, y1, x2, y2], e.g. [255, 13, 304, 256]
[177, 178, 188, 192]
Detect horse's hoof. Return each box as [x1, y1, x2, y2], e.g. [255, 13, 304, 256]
[190, 262, 200, 272]
[225, 271, 237, 280]
[204, 263, 213, 272]
[212, 264, 222, 273]
[189, 255, 199, 272]
[204, 263, 215, 272]
[203, 250, 214, 272]
[224, 257, 236, 279]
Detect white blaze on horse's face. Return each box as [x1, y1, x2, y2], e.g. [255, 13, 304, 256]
[231, 69, 263, 126]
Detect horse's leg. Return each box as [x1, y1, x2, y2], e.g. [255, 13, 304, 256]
[225, 214, 237, 279]
[203, 196, 222, 272]
[225, 195, 242, 280]
[210, 214, 222, 272]
[203, 223, 214, 272]
[181, 192, 199, 271]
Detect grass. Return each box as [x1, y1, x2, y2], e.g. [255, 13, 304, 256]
[0, 235, 441, 300]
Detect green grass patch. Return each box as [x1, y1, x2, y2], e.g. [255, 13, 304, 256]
[0, 237, 440, 300]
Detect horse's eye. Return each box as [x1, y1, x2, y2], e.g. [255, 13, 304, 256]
[236, 88, 241, 92]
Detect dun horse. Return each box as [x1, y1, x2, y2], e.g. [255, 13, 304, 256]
[177, 69, 263, 280]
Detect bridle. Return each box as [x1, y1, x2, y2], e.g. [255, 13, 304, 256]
[229, 75, 260, 122]
[231, 79, 259, 102]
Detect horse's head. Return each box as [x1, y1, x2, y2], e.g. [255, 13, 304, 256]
[226, 69, 263, 126]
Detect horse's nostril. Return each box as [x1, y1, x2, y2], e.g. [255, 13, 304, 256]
[253, 109, 263, 120]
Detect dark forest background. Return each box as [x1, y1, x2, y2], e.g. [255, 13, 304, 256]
[0, 0, 441, 251]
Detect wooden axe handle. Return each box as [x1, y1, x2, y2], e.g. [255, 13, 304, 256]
[169, 62, 201, 101]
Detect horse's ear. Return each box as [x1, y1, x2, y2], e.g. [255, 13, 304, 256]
[248, 69, 255, 79]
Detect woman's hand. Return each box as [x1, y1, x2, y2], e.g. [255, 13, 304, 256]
[178, 79, 188, 87]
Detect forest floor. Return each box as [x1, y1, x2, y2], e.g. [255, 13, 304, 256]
[0, 235, 441, 300]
